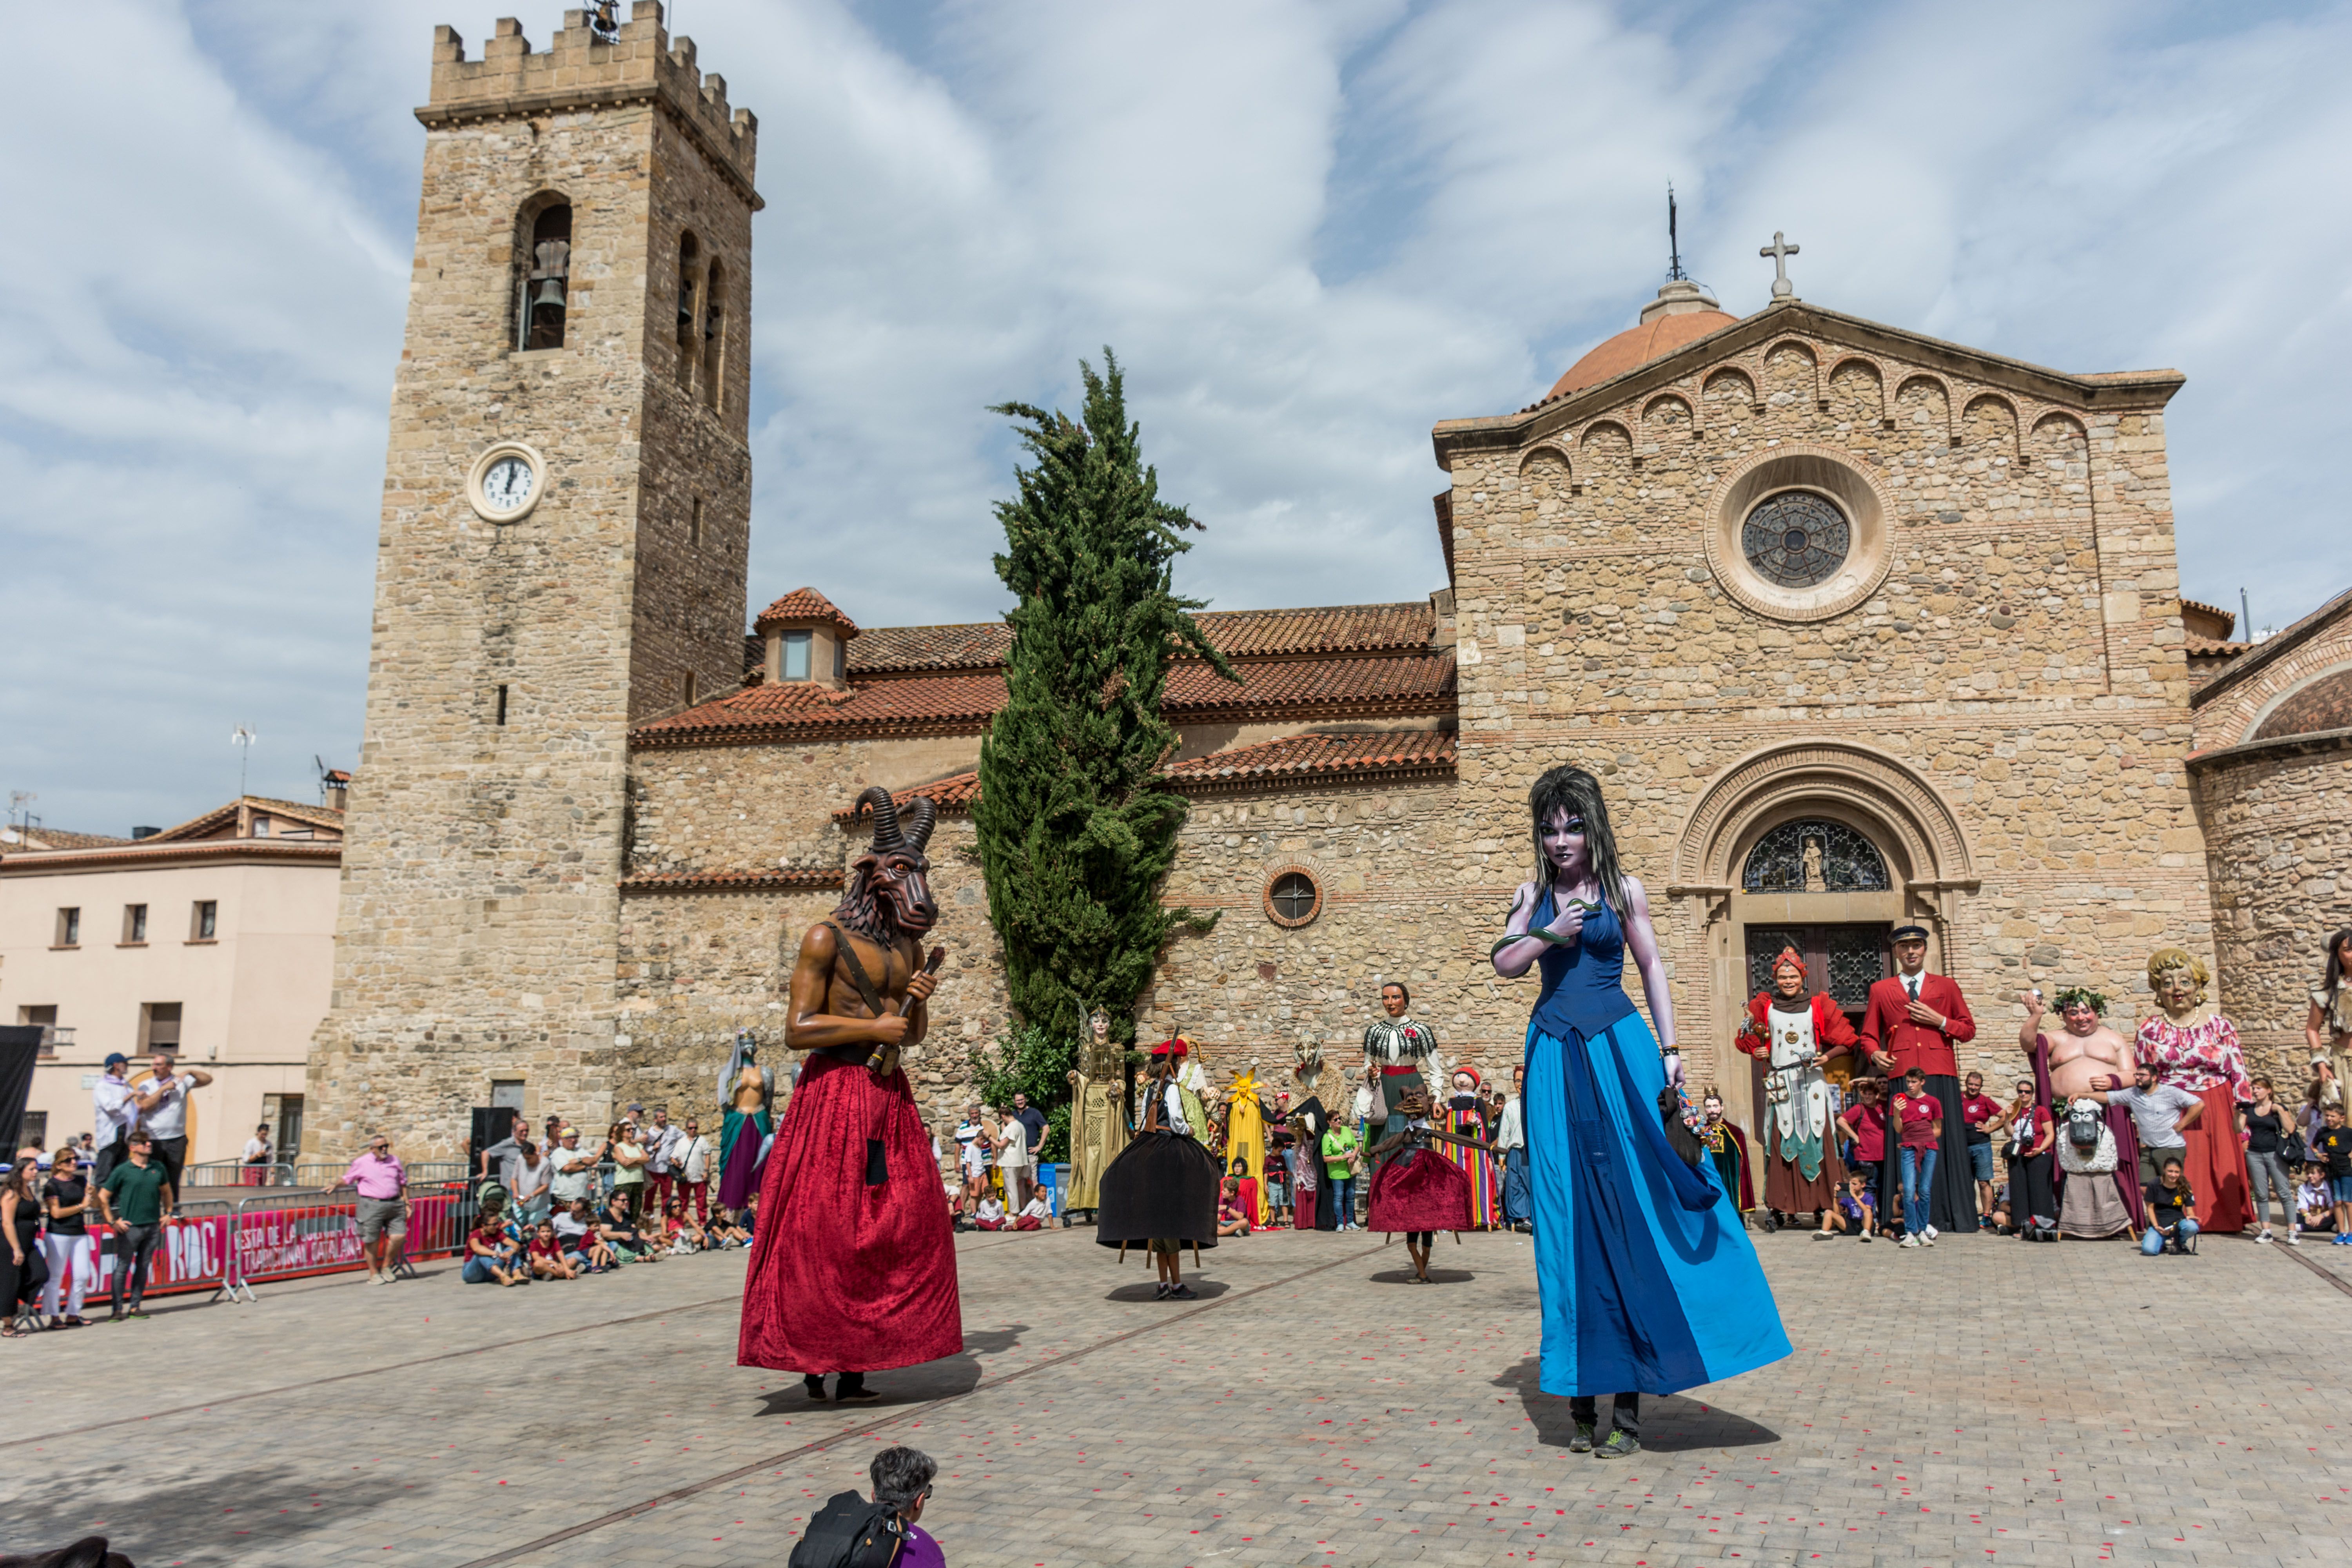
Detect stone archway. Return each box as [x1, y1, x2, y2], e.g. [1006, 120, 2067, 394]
[1664, 740, 1979, 1133]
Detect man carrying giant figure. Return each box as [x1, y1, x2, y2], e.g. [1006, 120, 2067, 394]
[739, 787, 961, 1403]
[1734, 947, 1857, 1229]
[1860, 924, 1979, 1234]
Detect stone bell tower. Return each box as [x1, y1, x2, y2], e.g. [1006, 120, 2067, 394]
[306, 2, 759, 1158]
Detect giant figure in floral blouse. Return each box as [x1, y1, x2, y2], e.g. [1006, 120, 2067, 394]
[2135, 947, 2253, 1234]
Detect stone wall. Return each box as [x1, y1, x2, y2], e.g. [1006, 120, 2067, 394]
[1438, 311, 2216, 1109]
[307, 8, 759, 1159]
[2194, 735, 2352, 1087]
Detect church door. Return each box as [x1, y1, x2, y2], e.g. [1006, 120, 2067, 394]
[1742, 923, 1891, 1119]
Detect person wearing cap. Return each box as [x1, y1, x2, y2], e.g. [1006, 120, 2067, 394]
[1859, 925, 1978, 1235]
[90, 1053, 140, 1187]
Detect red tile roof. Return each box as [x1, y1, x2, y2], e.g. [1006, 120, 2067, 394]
[621, 868, 845, 893]
[2185, 637, 2250, 659]
[1163, 729, 1457, 789]
[638, 651, 1453, 747]
[848, 602, 1435, 675]
[828, 730, 1457, 820]
[755, 587, 860, 636]
[0, 825, 134, 851]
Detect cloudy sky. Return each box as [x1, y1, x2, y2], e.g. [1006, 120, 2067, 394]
[5, 0, 2348, 834]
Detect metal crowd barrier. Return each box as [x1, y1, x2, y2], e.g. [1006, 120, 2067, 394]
[181, 1160, 297, 1189]
[222, 1179, 475, 1301]
[86, 1198, 238, 1304]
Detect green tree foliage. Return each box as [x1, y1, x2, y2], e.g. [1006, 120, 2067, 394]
[973, 350, 1238, 1110]
[964, 1023, 1087, 1163]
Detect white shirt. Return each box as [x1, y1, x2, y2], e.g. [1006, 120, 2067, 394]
[1161, 1083, 1192, 1138]
[1495, 1096, 1526, 1152]
[242, 1136, 271, 1163]
[93, 1074, 138, 1147]
[998, 1117, 1029, 1169]
[960, 1139, 988, 1178]
[140, 1074, 193, 1140]
[678, 1134, 711, 1183]
[645, 1123, 685, 1173]
[1018, 1195, 1051, 1221]
[976, 1198, 1005, 1222]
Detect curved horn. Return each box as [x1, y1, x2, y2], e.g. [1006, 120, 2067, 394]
[854, 784, 902, 849]
[905, 793, 938, 851]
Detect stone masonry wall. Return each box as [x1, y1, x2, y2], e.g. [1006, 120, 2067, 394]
[2195, 739, 2352, 1088]
[1440, 315, 2216, 1099]
[307, 9, 758, 1159]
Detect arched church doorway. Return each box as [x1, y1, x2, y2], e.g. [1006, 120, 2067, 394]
[1664, 741, 1980, 1144]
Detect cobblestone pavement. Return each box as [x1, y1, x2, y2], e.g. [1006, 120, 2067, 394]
[10, 1222, 2350, 1567]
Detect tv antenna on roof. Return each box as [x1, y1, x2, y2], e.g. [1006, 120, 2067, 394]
[231, 724, 257, 798]
[1666, 184, 1687, 282]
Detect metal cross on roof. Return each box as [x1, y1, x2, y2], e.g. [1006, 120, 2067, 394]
[1759, 230, 1800, 300]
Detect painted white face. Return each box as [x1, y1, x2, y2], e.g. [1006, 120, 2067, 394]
[1540, 808, 1589, 877]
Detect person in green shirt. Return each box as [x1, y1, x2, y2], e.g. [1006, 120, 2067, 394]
[1321, 1123, 1362, 1232]
[98, 1130, 175, 1319]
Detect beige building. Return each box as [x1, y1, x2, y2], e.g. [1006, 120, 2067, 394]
[308, 5, 2340, 1159]
[3, 797, 342, 1170]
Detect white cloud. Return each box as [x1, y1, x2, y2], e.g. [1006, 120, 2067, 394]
[4, 0, 2349, 831]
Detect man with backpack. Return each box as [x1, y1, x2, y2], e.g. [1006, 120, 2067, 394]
[789, 1446, 943, 1567]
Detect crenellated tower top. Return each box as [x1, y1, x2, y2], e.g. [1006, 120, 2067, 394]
[421, 3, 760, 207]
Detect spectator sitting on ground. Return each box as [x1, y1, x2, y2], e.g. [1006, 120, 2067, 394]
[2298, 1163, 2336, 1236]
[1013, 1189, 1051, 1232]
[1217, 1178, 1251, 1237]
[665, 1200, 706, 1254]
[560, 1200, 618, 1271]
[2142, 1156, 2199, 1254]
[597, 1194, 655, 1261]
[972, 1194, 1007, 1231]
[527, 1220, 579, 1280]
[464, 1218, 524, 1286]
[1822, 1169, 1875, 1241]
[709, 1209, 751, 1247]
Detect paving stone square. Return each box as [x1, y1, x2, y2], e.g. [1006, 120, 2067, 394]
[10, 1224, 2351, 1567]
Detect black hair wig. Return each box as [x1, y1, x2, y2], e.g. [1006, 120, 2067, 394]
[1527, 764, 1630, 919]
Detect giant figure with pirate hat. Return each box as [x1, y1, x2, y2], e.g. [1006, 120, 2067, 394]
[1095, 1034, 1221, 1298]
[739, 787, 960, 1402]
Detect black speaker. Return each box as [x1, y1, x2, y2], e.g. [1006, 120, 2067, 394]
[469, 1105, 518, 1171]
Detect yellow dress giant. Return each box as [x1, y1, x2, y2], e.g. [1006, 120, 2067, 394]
[1065, 1031, 1131, 1212]
[1225, 1069, 1269, 1224]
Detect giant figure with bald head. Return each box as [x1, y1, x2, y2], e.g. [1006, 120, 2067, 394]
[738, 787, 962, 1403]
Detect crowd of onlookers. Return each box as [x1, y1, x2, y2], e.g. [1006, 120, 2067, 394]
[454, 1106, 755, 1287]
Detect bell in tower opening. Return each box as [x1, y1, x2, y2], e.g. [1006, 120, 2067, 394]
[524, 203, 571, 350]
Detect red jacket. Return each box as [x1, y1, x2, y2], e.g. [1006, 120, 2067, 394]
[1734, 991, 1860, 1060]
[1860, 973, 1975, 1078]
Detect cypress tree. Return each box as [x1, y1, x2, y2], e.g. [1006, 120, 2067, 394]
[973, 350, 1238, 1086]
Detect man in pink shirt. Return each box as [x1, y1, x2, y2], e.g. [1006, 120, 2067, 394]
[333, 1136, 408, 1285]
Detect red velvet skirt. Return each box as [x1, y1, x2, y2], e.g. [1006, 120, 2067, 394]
[2180, 1083, 2253, 1233]
[737, 1053, 962, 1374]
[1368, 1145, 1472, 1232]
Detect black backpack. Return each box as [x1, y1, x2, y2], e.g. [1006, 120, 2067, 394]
[787, 1492, 905, 1568]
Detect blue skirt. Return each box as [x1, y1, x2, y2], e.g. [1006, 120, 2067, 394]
[1525, 1014, 1791, 1397]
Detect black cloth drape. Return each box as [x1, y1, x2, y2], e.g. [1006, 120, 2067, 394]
[0, 1025, 40, 1152]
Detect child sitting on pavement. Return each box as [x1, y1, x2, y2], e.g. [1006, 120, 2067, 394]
[527, 1220, 579, 1279]
[1819, 1169, 1875, 1241]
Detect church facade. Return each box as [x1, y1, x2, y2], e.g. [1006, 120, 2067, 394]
[306, 4, 2340, 1158]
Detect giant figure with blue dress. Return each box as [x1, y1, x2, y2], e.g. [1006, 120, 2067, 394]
[1491, 764, 1791, 1458]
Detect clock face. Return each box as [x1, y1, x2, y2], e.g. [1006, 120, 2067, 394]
[482, 455, 535, 512]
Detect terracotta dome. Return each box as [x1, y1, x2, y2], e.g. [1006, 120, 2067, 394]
[1543, 304, 1738, 404]
[2253, 670, 2352, 741]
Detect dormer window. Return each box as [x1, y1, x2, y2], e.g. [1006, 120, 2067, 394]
[251, 817, 271, 837]
[755, 588, 860, 691]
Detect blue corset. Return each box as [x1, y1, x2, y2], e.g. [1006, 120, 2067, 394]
[1528, 885, 1638, 1042]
